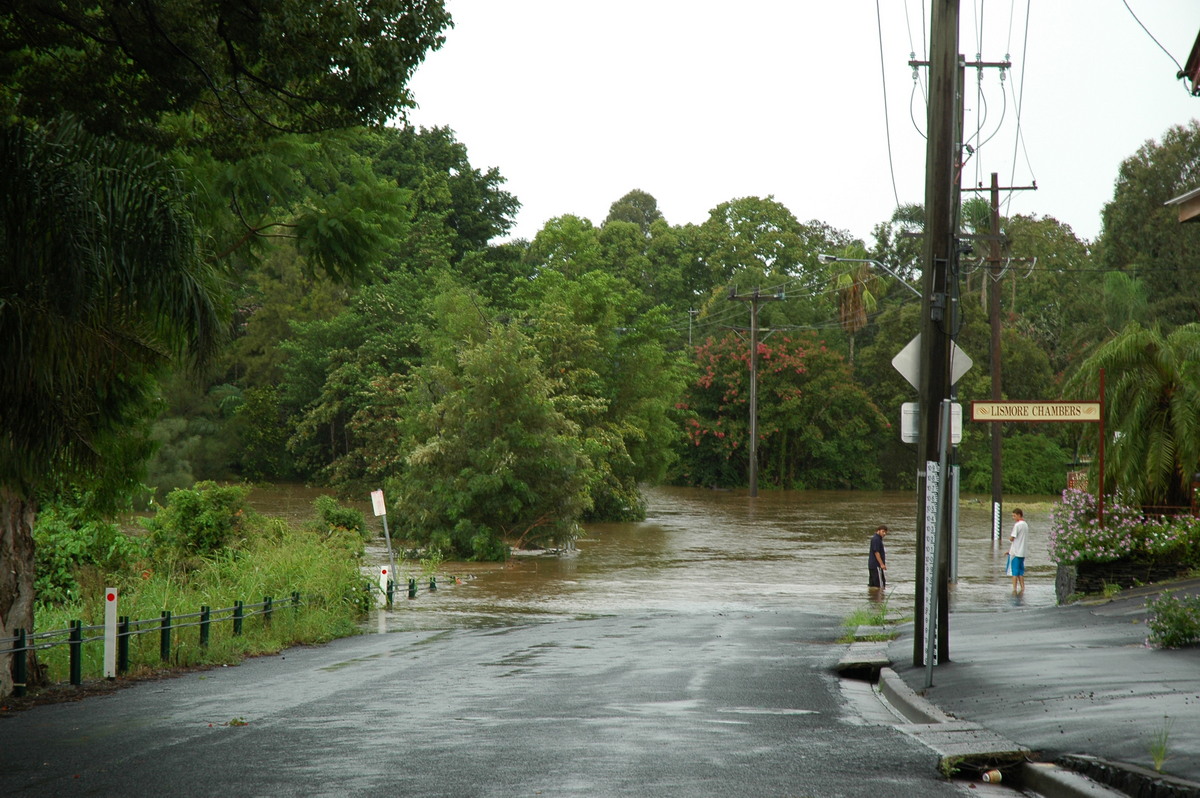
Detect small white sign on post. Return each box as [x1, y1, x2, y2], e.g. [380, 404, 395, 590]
[900, 402, 962, 444]
[370, 489, 387, 517]
[104, 587, 118, 679]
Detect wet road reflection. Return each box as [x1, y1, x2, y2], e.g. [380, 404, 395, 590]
[370, 486, 1057, 632]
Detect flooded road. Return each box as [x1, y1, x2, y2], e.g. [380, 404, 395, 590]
[349, 485, 1058, 632]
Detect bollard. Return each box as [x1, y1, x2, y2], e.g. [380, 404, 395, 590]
[429, 576, 437, 591]
[379, 566, 391, 608]
[103, 588, 118, 679]
[160, 611, 172, 663]
[13, 628, 27, 697]
[408, 578, 417, 599]
[264, 596, 273, 626]
[69, 620, 83, 686]
[199, 605, 211, 647]
[233, 600, 244, 636]
[117, 617, 130, 674]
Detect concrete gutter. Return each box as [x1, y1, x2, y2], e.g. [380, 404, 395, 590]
[840, 633, 1127, 796]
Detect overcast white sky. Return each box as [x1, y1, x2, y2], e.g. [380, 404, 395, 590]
[405, 1, 1200, 247]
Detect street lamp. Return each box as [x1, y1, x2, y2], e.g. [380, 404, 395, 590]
[816, 254, 921, 298]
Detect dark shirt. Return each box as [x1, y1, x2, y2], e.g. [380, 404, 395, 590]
[868, 533, 886, 569]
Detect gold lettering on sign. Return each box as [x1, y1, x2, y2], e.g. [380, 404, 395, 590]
[971, 401, 1100, 423]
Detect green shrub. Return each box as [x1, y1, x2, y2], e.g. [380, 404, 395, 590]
[33, 504, 147, 606]
[1146, 591, 1200, 648]
[312, 495, 366, 540]
[142, 481, 253, 558]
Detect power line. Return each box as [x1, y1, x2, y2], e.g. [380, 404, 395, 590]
[1121, 0, 1185, 76]
[1005, 0, 1033, 216]
[876, 0, 902, 208]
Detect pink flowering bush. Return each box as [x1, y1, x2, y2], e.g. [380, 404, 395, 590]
[1049, 488, 1200, 565]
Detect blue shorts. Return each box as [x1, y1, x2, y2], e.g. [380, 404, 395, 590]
[1009, 556, 1025, 576]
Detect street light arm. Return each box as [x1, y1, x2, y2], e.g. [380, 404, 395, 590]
[816, 254, 922, 298]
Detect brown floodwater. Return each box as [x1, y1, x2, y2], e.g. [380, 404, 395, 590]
[247, 484, 1057, 632]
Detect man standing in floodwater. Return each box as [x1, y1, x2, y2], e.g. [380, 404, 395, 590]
[868, 524, 888, 593]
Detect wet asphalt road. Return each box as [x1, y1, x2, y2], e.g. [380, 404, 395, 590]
[0, 608, 982, 797]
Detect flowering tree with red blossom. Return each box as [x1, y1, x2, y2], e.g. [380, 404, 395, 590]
[675, 331, 888, 490]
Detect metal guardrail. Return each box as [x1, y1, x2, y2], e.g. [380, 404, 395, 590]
[0, 593, 301, 697]
[1, 576, 448, 697]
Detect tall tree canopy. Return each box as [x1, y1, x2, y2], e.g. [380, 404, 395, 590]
[1064, 322, 1200, 510]
[0, 0, 451, 148]
[0, 0, 452, 698]
[0, 120, 226, 696]
[1095, 121, 1200, 328]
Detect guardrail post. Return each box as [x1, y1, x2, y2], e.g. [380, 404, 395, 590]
[408, 578, 417, 599]
[159, 611, 172, 663]
[233, 600, 244, 636]
[199, 606, 211, 647]
[386, 579, 394, 605]
[429, 576, 437, 591]
[118, 617, 130, 674]
[264, 596, 273, 626]
[291, 591, 301, 615]
[13, 628, 27, 697]
[69, 620, 83, 685]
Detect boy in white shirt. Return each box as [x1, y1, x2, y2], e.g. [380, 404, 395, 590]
[1008, 508, 1029, 595]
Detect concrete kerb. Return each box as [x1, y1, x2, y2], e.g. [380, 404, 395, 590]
[839, 640, 1127, 797]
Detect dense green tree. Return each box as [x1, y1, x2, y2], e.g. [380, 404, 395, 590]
[868, 203, 925, 288]
[1064, 322, 1200, 510]
[392, 298, 591, 559]
[0, 120, 224, 697]
[520, 271, 690, 519]
[960, 434, 1068, 495]
[998, 214, 1098, 374]
[0, 0, 451, 148]
[692, 196, 811, 289]
[605, 188, 663, 235]
[368, 125, 519, 260]
[282, 268, 428, 482]
[525, 215, 605, 279]
[1095, 121, 1200, 328]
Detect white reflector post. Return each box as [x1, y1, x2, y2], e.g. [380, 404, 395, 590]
[378, 566, 390, 608]
[104, 587, 118, 678]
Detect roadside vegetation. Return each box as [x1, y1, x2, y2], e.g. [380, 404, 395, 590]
[31, 484, 372, 685]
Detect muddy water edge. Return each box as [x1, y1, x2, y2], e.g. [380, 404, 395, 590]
[247, 484, 1058, 634]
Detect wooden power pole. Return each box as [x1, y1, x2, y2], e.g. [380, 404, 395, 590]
[915, 0, 960, 669]
[729, 287, 783, 498]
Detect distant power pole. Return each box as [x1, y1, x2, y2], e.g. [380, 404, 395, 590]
[729, 286, 784, 498]
[964, 173, 1034, 543]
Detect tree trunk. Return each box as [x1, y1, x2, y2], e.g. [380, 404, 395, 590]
[0, 488, 37, 699]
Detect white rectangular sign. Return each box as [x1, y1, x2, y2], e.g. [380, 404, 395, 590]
[370, 489, 386, 517]
[900, 402, 961, 444]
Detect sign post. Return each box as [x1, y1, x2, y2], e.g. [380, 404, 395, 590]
[893, 333, 973, 673]
[371, 490, 398, 605]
